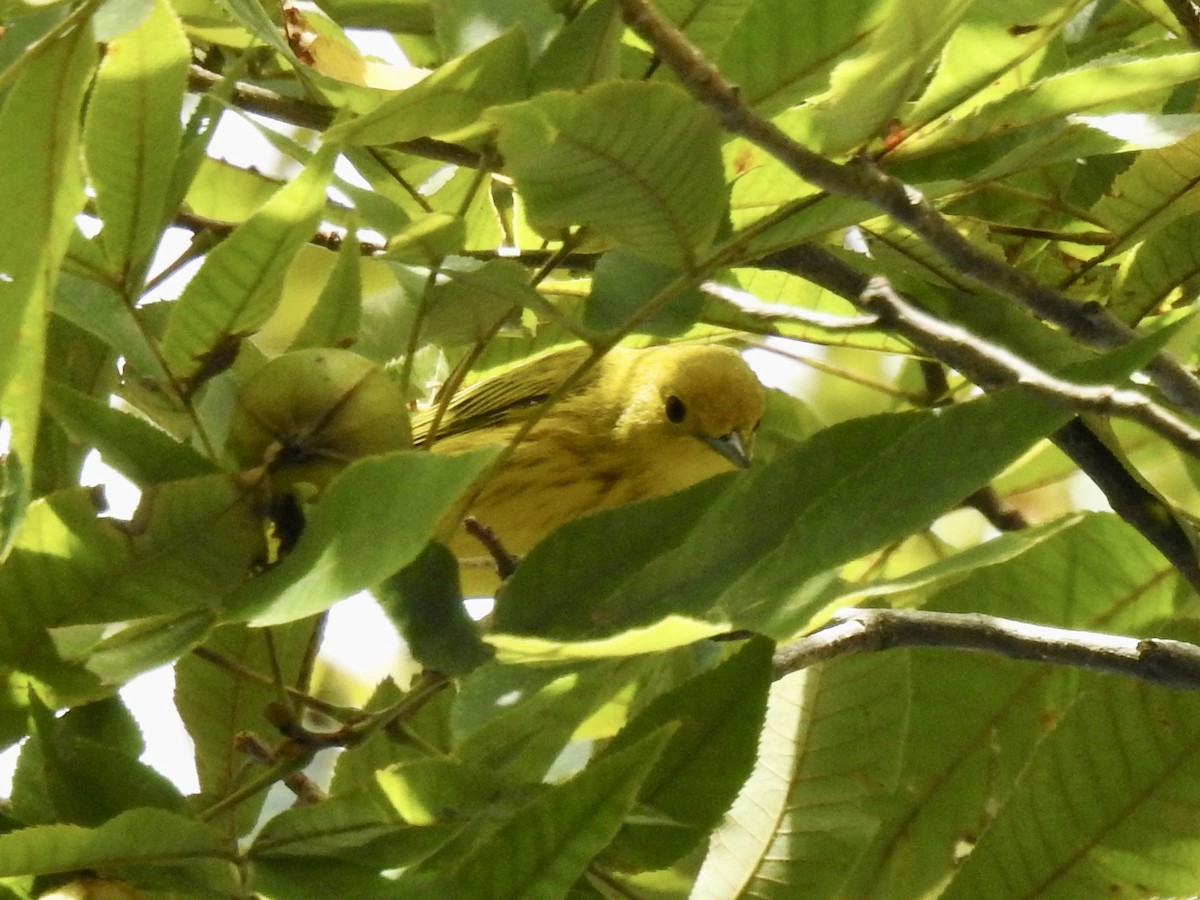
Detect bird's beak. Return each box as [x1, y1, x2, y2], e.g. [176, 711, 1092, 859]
[702, 431, 752, 469]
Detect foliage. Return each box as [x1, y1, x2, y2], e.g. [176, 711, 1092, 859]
[5, 0, 1200, 897]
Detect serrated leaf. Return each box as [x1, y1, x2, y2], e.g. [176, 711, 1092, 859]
[161, 145, 338, 387]
[530, 0, 621, 93]
[841, 514, 1178, 899]
[604, 637, 774, 871]
[0, 475, 265, 708]
[906, 0, 1094, 131]
[692, 650, 909, 899]
[1111, 210, 1200, 324]
[719, 0, 886, 115]
[0, 808, 233, 880]
[327, 27, 529, 145]
[42, 379, 215, 485]
[942, 679, 1200, 898]
[291, 231, 364, 350]
[381, 212, 466, 265]
[0, 22, 94, 478]
[586, 248, 703, 336]
[424, 730, 672, 900]
[233, 448, 497, 626]
[801, 0, 974, 153]
[905, 50, 1200, 166]
[0, 446, 29, 563]
[84, 0, 190, 281]
[420, 259, 540, 345]
[488, 82, 725, 268]
[496, 388, 1070, 641]
[1093, 130, 1200, 257]
[454, 658, 646, 784]
[377, 541, 492, 676]
[13, 695, 188, 828]
[175, 619, 322, 837]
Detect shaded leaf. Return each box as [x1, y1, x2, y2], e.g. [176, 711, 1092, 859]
[161, 145, 338, 388]
[0, 23, 94, 475]
[84, 0, 190, 281]
[693, 650, 909, 899]
[233, 448, 497, 625]
[489, 81, 726, 267]
[327, 27, 529, 145]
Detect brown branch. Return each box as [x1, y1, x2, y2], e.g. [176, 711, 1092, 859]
[752, 244, 1200, 591]
[773, 608, 1200, 690]
[187, 65, 484, 169]
[616, 0, 1200, 416]
[1163, 0, 1200, 47]
[858, 277, 1200, 460]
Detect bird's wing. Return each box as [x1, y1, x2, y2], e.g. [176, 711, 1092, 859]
[413, 345, 594, 445]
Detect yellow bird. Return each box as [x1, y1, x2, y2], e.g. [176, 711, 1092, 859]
[414, 344, 766, 590]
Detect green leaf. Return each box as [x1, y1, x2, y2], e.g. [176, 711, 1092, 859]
[1092, 130, 1200, 256]
[381, 212, 466, 265]
[904, 49, 1200, 166]
[0, 475, 265, 706]
[176, 619, 320, 837]
[419, 729, 672, 899]
[0, 446, 29, 563]
[1111, 210, 1200, 324]
[942, 679, 1200, 898]
[327, 27, 529, 145]
[692, 650, 909, 899]
[12, 695, 188, 828]
[377, 542, 493, 676]
[421, 259, 542, 345]
[496, 387, 1070, 640]
[53, 274, 166, 380]
[0, 22, 94, 478]
[906, 0, 1095, 131]
[718, 0, 886, 115]
[585, 248, 703, 336]
[840, 514, 1177, 899]
[291, 230, 364, 350]
[160, 145, 338, 388]
[453, 658, 646, 784]
[488, 81, 726, 267]
[529, 0, 621, 93]
[42, 379, 215, 485]
[83, 0, 190, 282]
[0, 808, 233, 880]
[603, 637, 774, 870]
[233, 448, 497, 625]
[799, 0, 975, 154]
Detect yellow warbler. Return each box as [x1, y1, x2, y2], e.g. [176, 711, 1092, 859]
[414, 344, 766, 589]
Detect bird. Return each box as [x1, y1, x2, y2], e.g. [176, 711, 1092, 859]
[413, 343, 766, 591]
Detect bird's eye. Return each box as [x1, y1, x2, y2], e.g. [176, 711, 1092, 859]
[665, 395, 686, 424]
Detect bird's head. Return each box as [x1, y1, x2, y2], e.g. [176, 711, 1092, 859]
[610, 345, 766, 487]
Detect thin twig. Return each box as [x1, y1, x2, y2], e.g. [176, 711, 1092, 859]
[858, 276, 1200, 460]
[752, 244, 1200, 590]
[191, 645, 353, 720]
[187, 65, 484, 169]
[773, 608, 1200, 690]
[616, 0, 1200, 415]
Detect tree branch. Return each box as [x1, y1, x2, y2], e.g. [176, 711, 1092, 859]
[617, 0, 1200, 415]
[753, 244, 1200, 591]
[773, 608, 1200, 691]
[187, 65, 484, 169]
[858, 276, 1200, 460]
[1163, 0, 1200, 48]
